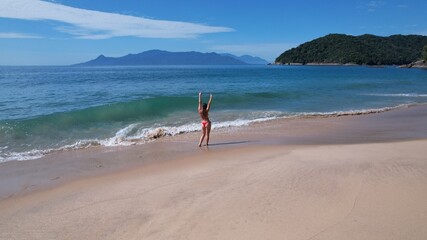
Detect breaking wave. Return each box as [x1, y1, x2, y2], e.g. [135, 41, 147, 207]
[0, 103, 419, 162]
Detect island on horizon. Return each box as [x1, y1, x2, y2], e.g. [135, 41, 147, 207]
[73, 50, 269, 66]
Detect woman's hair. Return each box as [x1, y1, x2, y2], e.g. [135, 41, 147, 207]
[203, 103, 207, 110]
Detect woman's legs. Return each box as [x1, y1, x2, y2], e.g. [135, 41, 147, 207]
[206, 121, 211, 146]
[198, 126, 206, 147]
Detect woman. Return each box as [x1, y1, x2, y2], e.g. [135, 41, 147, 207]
[198, 92, 213, 147]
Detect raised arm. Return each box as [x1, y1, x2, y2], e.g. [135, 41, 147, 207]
[206, 93, 213, 111]
[198, 92, 202, 111]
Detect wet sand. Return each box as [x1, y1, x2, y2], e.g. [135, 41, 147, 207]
[1, 105, 427, 239]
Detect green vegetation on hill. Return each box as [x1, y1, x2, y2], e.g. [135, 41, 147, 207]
[276, 34, 427, 65]
[423, 45, 427, 61]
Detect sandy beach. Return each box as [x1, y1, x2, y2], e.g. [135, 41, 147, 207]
[1, 105, 427, 240]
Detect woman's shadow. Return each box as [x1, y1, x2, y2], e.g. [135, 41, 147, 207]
[207, 140, 253, 146]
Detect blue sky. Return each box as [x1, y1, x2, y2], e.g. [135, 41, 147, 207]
[0, 0, 426, 65]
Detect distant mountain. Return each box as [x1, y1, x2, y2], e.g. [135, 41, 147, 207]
[220, 53, 269, 64]
[275, 34, 427, 65]
[74, 50, 250, 66]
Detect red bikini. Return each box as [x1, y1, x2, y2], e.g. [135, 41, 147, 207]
[201, 120, 208, 128]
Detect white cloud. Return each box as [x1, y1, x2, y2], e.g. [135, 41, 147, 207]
[366, 0, 386, 12]
[210, 43, 296, 62]
[0, 0, 233, 39]
[0, 32, 41, 38]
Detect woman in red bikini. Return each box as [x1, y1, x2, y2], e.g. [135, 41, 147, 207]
[198, 92, 213, 147]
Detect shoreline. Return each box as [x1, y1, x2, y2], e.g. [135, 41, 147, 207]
[273, 62, 427, 68]
[1, 104, 427, 200]
[1, 102, 423, 163]
[1, 104, 427, 239]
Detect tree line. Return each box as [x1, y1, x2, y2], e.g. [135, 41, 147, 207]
[423, 45, 427, 61]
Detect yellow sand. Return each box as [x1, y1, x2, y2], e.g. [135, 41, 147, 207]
[1, 140, 426, 240]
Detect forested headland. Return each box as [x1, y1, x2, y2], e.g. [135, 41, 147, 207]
[276, 34, 427, 65]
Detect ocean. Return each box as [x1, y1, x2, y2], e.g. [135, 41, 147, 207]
[1, 65, 427, 162]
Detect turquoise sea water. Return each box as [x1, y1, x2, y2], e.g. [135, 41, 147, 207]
[1, 65, 427, 162]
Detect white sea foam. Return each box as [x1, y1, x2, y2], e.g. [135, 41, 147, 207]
[100, 123, 139, 146]
[99, 115, 278, 147]
[0, 114, 281, 162]
[364, 93, 427, 97]
[1, 149, 48, 162]
[0, 139, 102, 162]
[291, 103, 416, 118]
